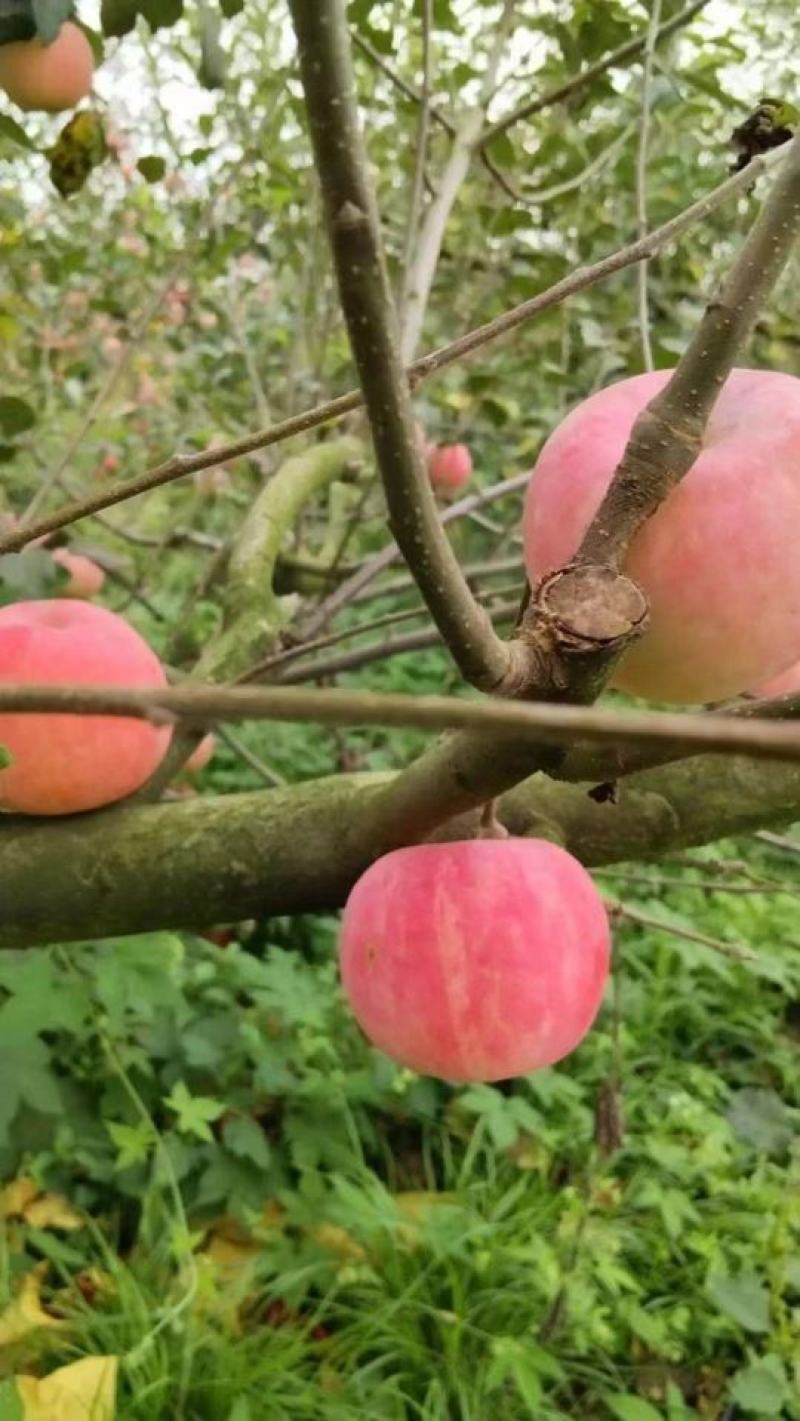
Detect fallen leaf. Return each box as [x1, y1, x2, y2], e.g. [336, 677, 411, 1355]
[0, 1265, 65, 1347]
[0, 1178, 39, 1219]
[24, 1194, 83, 1231]
[15, 1355, 117, 1420]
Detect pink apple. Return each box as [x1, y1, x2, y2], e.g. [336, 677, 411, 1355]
[52, 549, 106, 599]
[340, 838, 610, 1082]
[427, 443, 472, 497]
[523, 368, 800, 703]
[0, 600, 171, 815]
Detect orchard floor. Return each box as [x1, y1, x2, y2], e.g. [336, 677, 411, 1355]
[0, 833, 798, 1421]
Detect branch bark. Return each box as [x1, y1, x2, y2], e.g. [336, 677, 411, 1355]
[287, 0, 513, 693]
[577, 129, 800, 568]
[3, 745, 799, 950]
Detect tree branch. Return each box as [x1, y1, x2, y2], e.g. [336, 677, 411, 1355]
[577, 129, 800, 568]
[287, 0, 512, 693]
[3, 682, 800, 765]
[4, 743, 800, 950]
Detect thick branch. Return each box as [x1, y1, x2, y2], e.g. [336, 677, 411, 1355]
[3, 747, 799, 950]
[194, 438, 363, 682]
[288, 0, 512, 693]
[578, 129, 800, 568]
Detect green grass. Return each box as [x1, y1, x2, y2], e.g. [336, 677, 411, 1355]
[2, 839, 799, 1419]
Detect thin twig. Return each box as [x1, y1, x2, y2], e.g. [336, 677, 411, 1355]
[399, 0, 433, 322]
[610, 899, 756, 963]
[635, 0, 661, 371]
[5, 682, 800, 766]
[479, 0, 708, 149]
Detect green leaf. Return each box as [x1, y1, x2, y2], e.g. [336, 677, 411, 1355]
[605, 1396, 664, 1421]
[0, 551, 60, 605]
[220, 0, 243, 15]
[32, 0, 72, 42]
[0, 0, 36, 45]
[165, 1080, 225, 1142]
[707, 1271, 771, 1333]
[100, 0, 139, 36]
[0, 743, 10, 768]
[0, 113, 36, 150]
[0, 1379, 24, 1421]
[0, 396, 35, 436]
[139, 0, 181, 29]
[726, 1087, 794, 1155]
[222, 1115, 271, 1168]
[731, 1356, 788, 1415]
[136, 154, 166, 183]
[107, 1119, 156, 1170]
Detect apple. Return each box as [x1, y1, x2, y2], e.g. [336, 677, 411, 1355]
[185, 732, 216, 773]
[51, 548, 106, 600]
[426, 443, 472, 497]
[749, 659, 800, 699]
[339, 838, 610, 1082]
[0, 22, 93, 114]
[523, 368, 800, 704]
[0, 600, 172, 816]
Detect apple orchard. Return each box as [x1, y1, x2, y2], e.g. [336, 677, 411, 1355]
[2, 1, 800, 1411]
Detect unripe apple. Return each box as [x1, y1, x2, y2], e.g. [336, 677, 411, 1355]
[523, 368, 800, 704]
[749, 659, 800, 699]
[185, 732, 215, 773]
[426, 443, 472, 497]
[0, 600, 172, 816]
[52, 548, 106, 599]
[339, 838, 610, 1082]
[0, 22, 93, 114]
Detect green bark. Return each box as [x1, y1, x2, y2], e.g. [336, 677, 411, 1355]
[2, 752, 798, 950]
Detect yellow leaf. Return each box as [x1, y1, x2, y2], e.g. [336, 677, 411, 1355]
[15, 1355, 117, 1421]
[24, 1194, 84, 1231]
[0, 1178, 39, 1219]
[308, 1224, 367, 1263]
[0, 1265, 65, 1347]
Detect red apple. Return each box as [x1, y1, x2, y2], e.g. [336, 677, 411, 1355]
[0, 600, 172, 815]
[426, 443, 472, 497]
[52, 548, 106, 600]
[339, 838, 610, 1082]
[0, 22, 93, 113]
[523, 368, 800, 704]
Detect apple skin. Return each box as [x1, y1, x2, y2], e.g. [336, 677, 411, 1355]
[339, 838, 610, 1082]
[749, 660, 800, 699]
[0, 600, 172, 816]
[185, 733, 216, 773]
[52, 549, 106, 600]
[0, 23, 94, 114]
[427, 443, 472, 497]
[523, 368, 800, 705]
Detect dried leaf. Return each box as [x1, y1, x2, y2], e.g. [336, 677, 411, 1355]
[15, 1355, 117, 1421]
[0, 1265, 65, 1346]
[0, 1178, 39, 1219]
